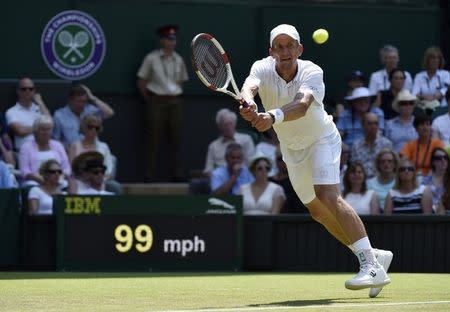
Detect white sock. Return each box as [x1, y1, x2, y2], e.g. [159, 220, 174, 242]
[351, 237, 376, 265]
[351, 237, 372, 253]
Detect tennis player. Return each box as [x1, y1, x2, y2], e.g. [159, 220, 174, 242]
[239, 24, 393, 297]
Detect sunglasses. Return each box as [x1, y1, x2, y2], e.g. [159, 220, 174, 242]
[399, 101, 415, 106]
[433, 155, 449, 161]
[256, 166, 271, 172]
[87, 125, 101, 131]
[20, 87, 35, 92]
[399, 166, 414, 173]
[46, 169, 62, 175]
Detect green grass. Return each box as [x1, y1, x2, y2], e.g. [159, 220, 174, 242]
[0, 272, 449, 312]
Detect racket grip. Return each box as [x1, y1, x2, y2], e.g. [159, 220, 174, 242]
[238, 98, 249, 108]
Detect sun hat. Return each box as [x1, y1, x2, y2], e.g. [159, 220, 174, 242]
[344, 87, 374, 101]
[391, 89, 418, 112]
[247, 151, 272, 171]
[270, 24, 300, 47]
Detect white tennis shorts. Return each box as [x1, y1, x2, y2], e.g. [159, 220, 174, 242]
[281, 129, 341, 204]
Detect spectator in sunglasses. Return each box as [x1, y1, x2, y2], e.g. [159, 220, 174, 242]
[69, 151, 113, 195]
[238, 151, 285, 215]
[421, 147, 449, 212]
[384, 158, 432, 214]
[67, 114, 121, 194]
[5, 77, 51, 151]
[28, 159, 67, 215]
[385, 89, 419, 153]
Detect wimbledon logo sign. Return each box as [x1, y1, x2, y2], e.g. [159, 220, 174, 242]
[41, 10, 106, 80]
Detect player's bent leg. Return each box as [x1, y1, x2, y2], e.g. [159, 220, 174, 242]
[305, 197, 351, 246]
[314, 185, 391, 291]
[314, 184, 367, 243]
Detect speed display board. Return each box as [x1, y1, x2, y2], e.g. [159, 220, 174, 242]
[54, 195, 242, 271]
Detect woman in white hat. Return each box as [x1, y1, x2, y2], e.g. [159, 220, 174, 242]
[237, 151, 285, 215]
[385, 89, 419, 153]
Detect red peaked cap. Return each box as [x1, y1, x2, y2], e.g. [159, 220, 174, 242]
[157, 24, 178, 39]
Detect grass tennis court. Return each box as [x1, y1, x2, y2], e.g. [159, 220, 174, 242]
[0, 272, 449, 312]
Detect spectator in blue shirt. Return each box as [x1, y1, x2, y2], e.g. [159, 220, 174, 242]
[337, 87, 385, 148]
[210, 143, 254, 195]
[53, 84, 114, 149]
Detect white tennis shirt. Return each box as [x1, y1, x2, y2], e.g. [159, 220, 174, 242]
[243, 56, 336, 150]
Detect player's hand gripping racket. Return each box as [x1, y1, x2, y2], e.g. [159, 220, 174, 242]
[191, 33, 249, 107]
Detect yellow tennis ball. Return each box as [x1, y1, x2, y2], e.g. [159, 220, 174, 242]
[312, 29, 329, 44]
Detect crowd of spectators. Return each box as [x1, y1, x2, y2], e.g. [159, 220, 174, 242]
[0, 77, 116, 215]
[1, 42, 449, 217]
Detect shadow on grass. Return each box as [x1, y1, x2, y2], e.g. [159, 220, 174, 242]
[248, 298, 362, 308]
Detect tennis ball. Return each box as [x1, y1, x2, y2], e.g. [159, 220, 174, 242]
[312, 29, 329, 44]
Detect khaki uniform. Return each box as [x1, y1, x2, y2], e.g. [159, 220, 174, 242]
[137, 49, 189, 180]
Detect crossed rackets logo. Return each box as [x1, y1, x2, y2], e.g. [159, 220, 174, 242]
[58, 30, 89, 61]
[41, 10, 106, 80]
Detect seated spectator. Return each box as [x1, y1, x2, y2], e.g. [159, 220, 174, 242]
[337, 87, 385, 148]
[367, 148, 398, 210]
[19, 116, 70, 187]
[385, 89, 419, 152]
[373, 68, 406, 120]
[384, 158, 432, 214]
[69, 151, 113, 195]
[203, 108, 255, 176]
[255, 128, 279, 177]
[68, 114, 121, 194]
[53, 84, 114, 149]
[350, 112, 393, 179]
[368, 44, 413, 94]
[436, 154, 450, 215]
[400, 113, 445, 177]
[334, 70, 366, 119]
[421, 147, 449, 212]
[431, 88, 450, 146]
[342, 162, 380, 215]
[210, 143, 254, 195]
[270, 147, 308, 213]
[412, 46, 450, 107]
[28, 159, 67, 215]
[5, 77, 51, 151]
[0, 160, 15, 188]
[238, 151, 285, 215]
[0, 112, 15, 166]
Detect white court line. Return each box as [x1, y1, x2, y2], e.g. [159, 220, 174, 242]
[156, 300, 450, 312]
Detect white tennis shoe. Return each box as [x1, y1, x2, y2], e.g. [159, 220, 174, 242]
[345, 262, 391, 290]
[369, 249, 393, 298]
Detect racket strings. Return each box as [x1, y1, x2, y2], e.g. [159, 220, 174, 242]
[192, 38, 228, 88]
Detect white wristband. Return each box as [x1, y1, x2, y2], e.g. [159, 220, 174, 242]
[268, 108, 284, 124]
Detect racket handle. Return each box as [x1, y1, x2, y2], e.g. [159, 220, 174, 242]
[237, 98, 249, 108]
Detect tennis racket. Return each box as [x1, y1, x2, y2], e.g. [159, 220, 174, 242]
[191, 33, 248, 107]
